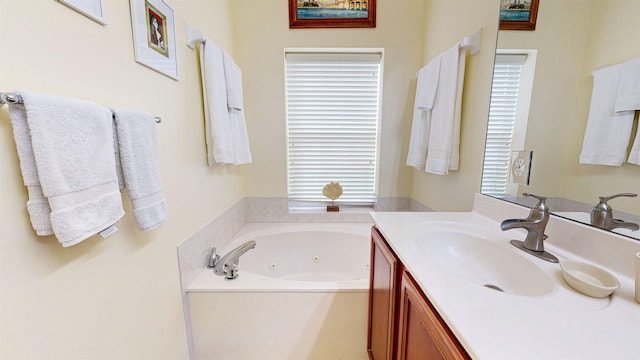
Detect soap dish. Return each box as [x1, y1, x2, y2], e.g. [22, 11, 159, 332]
[559, 260, 619, 298]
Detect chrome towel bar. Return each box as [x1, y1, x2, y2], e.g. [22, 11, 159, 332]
[0, 92, 162, 123]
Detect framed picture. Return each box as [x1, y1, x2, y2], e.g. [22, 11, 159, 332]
[499, 0, 539, 31]
[58, 0, 107, 25]
[289, 0, 376, 29]
[129, 0, 179, 80]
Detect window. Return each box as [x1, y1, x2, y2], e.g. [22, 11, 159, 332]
[481, 51, 536, 197]
[285, 50, 383, 208]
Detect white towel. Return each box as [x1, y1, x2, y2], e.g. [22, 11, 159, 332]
[614, 57, 640, 165]
[8, 104, 53, 236]
[222, 51, 252, 164]
[614, 57, 640, 113]
[199, 38, 234, 166]
[579, 65, 636, 166]
[425, 42, 466, 175]
[112, 108, 169, 232]
[406, 56, 441, 169]
[9, 90, 124, 247]
[222, 52, 244, 111]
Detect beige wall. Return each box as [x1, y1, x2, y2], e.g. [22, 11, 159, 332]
[0, 0, 242, 359]
[0, 0, 501, 358]
[563, 0, 640, 215]
[236, 0, 426, 198]
[409, 0, 500, 211]
[497, 0, 640, 215]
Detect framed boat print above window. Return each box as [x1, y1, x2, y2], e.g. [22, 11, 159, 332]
[289, 0, 376, 29]
[499, 0, 539, 31]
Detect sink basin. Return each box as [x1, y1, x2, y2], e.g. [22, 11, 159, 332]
[408, 225, 554, 296]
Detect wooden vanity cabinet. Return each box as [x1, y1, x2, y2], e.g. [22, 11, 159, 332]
[367, 226, 399, 360]
[368, 226, 470, 360]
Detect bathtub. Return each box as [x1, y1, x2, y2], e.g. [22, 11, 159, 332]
[187, 222, 372, 360]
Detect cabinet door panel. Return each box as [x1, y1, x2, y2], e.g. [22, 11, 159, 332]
[396, 270, 470, 360]
[367, 226, 398, 360]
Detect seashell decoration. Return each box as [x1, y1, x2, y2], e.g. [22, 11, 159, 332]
[323, 182, 343, 200]
[323, 182, 343, 212]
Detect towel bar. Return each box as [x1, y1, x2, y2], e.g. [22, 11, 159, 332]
[0, 92, 162, 124]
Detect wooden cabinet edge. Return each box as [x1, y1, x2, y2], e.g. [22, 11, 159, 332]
[397, 269, 471, 360]
[368, 226, 399, 360]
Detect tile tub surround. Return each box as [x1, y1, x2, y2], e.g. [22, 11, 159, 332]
[177, 197, 429, 287]
[371, 194, 640, 359]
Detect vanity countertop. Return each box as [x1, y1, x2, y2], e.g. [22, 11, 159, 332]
[370, 194, 640, 360]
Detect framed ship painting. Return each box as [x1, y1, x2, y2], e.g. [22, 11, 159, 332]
[499, 0, 539, 31]
[289, 0, 376, 29]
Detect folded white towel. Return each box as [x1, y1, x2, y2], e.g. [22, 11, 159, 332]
[199, 38, 234, 166]
[9, 90, 124, 247]
[613, 57, 640, 166]
[8, 104, 53, 235]
[222, 51, 252, 164]
[112, 108, 169, 232]
[614, 57, 640, 113]
[425, 42, 466, 175]
[222, 52, 244, 111]
[406, 56, 441, 169]
[579, 65, 636, 166]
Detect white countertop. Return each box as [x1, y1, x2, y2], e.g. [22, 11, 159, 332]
[370, 195, 640, 360]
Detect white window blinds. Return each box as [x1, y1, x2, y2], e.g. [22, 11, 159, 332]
[285, 51, 382, 206]
[481, 54, 526, 196]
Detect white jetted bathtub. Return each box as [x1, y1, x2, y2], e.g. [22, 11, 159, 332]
[187, 222, 372, 360]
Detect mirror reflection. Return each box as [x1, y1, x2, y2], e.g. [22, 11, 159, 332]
[481, 0, 640, 239]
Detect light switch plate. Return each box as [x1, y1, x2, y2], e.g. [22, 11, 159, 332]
[511, 150, 532, 185]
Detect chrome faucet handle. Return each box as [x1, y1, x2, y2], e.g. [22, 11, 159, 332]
[523, 192, 547, 202]
[207, 247, 218, 268]
[522, 193, 549, 221]
[598, 193, 637, 204]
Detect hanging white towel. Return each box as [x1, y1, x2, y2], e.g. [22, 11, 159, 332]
[9, 90, 124, 247]
[112, 108, 169, 232]
[579, 65, 636, 166]
[8, 104, 53, 236]
[199, 38, 234, 166]
[406, 55, 441, 169]
[222, 52, 252, 164]
[614, 57, 640, 113]
[223, 52, 244, 111]
[425, 42, 466, 175]
[614, 57, 640, 165]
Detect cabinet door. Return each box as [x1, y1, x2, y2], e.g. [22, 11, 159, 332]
[367, 226, 399, 360]
[396, 270, 470, 360]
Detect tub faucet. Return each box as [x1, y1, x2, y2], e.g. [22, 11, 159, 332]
[500, 193, 558, 263]
[207, 240, 256, 280]
[590, 193, 639, 232]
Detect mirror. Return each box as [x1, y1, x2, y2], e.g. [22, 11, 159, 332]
[482, 0, 640, 240]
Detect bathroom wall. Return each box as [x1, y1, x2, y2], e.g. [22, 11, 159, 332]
[409, 0, 500, 211]
[0, 1, 241, 359]
[234, 0, 425, 199]
[497, 0, 640, 215]
[496, 0, 591, 201]
[562, 0, 640, 215]
[0, 0, 500, 358]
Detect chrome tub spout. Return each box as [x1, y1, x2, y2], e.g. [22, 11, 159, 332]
[207, 240, 256, 280]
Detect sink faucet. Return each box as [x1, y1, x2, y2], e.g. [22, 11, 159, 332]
[207, 240, 256, 280]
[590, 193, 639, 232]
[500, 193, 558, 263]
